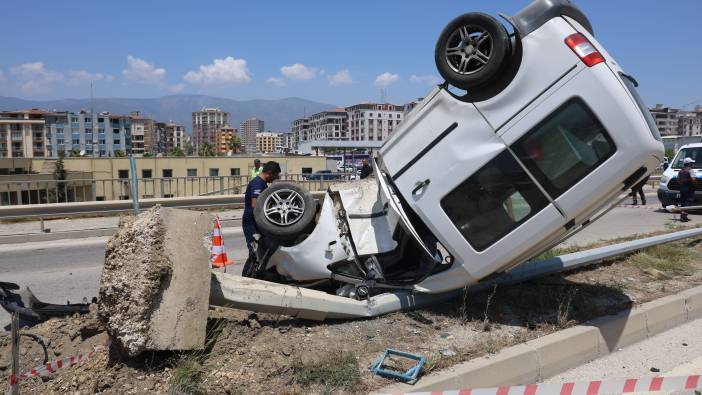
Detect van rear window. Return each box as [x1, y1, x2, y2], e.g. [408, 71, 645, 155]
[620, 73, 661, 142]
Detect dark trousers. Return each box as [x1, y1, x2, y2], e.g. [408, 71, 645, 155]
[630, 186, 645, 203]
[242, 220, 257, 257]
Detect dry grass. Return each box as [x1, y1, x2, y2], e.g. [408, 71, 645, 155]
[625, 244, 699, 275]
[291, 352, 361, 394]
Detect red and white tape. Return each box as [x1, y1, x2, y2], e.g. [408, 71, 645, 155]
[387, 375, 701, 395]
[5, 340, 109, 393]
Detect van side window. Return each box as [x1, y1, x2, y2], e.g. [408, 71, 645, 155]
[441, 150, 549, 252]
[512, 98, 615, 198]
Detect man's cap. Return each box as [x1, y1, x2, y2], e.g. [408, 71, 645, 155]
[254, 159, 261, 163]
[684, 157, 695, 165]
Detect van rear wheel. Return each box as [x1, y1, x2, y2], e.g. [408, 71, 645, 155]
[435, 13, 510, 91]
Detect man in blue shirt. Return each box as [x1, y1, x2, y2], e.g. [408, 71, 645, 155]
[242, 161, 281, 262]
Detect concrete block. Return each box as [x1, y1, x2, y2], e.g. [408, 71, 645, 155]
[98, 206, 212, 357]
[589, 308, 647, 354]
[643, 294, 686, 336]
[680, 285, 702, 320]
[380, 344, 539, 393]
[526, 325, 600, 379]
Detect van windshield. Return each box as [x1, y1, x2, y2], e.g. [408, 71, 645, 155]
[672, 147, 702, 169]
[619, 73, 661, 142]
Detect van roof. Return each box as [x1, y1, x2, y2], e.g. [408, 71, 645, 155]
[677, 143, 702, 149]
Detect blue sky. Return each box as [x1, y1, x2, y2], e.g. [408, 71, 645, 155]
[0, 0, 699, 108]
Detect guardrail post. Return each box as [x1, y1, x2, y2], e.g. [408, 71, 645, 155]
[129, 155, 140, 214]
[10, 312, 19, 395]
[219, 177, 225, 195]
[15, 184, 22, 205]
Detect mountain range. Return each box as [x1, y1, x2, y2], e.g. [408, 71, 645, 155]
[0, 95, 335, 133]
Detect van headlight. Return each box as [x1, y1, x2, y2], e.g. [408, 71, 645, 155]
[660, 175, 669, 184]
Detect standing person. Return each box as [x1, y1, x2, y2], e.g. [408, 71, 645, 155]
[678, 157, 696, 222]
[250, 159, 263, 178]
[242, 161, 281, 276]
[359, 159, 372, 179]
[630, 176, 649, 205]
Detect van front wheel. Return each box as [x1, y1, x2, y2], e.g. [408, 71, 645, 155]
[435, 13, 510, 91]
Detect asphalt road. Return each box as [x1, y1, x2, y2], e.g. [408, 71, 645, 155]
[0, 229, 247, 329]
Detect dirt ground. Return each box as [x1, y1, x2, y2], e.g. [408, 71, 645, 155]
[2, 238, 702, 395]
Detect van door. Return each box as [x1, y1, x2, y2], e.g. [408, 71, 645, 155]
[499, 67, 635, 223]
[389, 94, 565, 282]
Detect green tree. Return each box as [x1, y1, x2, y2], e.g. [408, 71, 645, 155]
[69, 149, 81, 157]
[54, 151, 68, 203]
[227, 135, 242, 154]
[198, 141, 216, 157]
[143, 152, 153, 158]
[185, 141, 194, 156]
[114, 149, 126, 157]
[170, 147, 185, 157]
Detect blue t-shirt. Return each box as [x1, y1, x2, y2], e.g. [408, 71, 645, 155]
[243, 176, 268, 222]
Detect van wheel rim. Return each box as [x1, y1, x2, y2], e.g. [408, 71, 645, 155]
[263, 189, 305, 226]
[445, 25, 492, 75]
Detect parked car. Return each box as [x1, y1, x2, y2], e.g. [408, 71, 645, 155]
[244, 0, 663, 298]
[657, 143, 702, 207]
[304, 170, 344, 181]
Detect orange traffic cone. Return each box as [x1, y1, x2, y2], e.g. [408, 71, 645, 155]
[211, 216, 234, 270]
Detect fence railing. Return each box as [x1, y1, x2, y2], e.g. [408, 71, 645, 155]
[0, 173, 358, 206]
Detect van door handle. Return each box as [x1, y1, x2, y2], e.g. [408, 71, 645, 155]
[412, 179, 431, 196]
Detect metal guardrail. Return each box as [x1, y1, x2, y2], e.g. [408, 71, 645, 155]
[0, 191, 327, 220]
[0, 173, 356, 206]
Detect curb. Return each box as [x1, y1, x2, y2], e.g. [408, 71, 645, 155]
[378, 284, 702, 394]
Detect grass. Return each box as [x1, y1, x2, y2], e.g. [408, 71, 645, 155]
[625, 244, 699, 275]
[291, 352, 360, 393]
[169, 355, 206, 395]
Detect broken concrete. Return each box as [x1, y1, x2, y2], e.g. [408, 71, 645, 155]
[98, 206, 212, 357]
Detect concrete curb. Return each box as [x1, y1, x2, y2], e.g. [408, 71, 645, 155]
[378, 284, 702, 394]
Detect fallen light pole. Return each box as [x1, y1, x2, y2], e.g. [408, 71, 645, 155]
[209, 226, 702, 321]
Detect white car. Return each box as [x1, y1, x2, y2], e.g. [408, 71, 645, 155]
[244, 0, 664, 298]
[658, 143, 702, 207]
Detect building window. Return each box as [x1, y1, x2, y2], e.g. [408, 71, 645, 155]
[142, 169, 152, 179]
[118, 170, 129, 179]
[187, 168, 197, 177]
[162, 169, 173, 178]
[209, 168, 219, 177]
[302, 167, 312, 174]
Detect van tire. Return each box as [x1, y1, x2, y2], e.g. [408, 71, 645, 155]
[254, 182, 316, 243]
[435, 13, 510, 91]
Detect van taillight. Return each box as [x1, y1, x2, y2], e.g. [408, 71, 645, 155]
[565, 33, 605, 67]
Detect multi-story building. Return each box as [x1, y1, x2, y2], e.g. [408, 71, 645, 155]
[308, 109, 348, 141]
[650, 105, 681, 136]
[42, 110, 132, 158]
[164, 122, 185, 153]
[346, 103, 405, 141]
[256, 132, 280, 153]
[0, 109, 47, 158]
[404, 98, 424, 115]
[291, 118, 309, 148]
[279, 132, 295, 153]
[240, 118, 265, 153]
[192, 108, 230, 150]
[215, 126, 237, 154]
[678, 106, 702, 136]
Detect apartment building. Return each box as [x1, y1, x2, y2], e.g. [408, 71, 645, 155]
[192, 108, 230, 150]
[308, 109, 348, 141]
[291, 118, 309, 148]
[346, 103, 404, 141]
[0, 110, 47, 158]
[215, 126, 237, 154]
[650, 104, 702, 137]
[130, 112, 157, 155]
[679, 106, 702, 136]
[279, 132, 295, 153]
[256, 132, 280, 153]
[164, 122, 186, 153]
[239, 118, 264, 153]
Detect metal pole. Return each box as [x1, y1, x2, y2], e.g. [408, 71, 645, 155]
[129, 155, 140, 214]
[10, 312, 19, 395]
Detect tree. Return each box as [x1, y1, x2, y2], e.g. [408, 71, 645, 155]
[185, 141, 194, 156]
[227, 135, 242, 154]
[143, 152, 153, 158]
[198, 141, 216, 157]
[54, 151, 68, 203]
[169, 147, 185, 157]
[69, 149, 81, 157]
[114, 149, 126, 157]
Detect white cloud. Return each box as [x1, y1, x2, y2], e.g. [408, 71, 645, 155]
[280, 63, 318, 80]
[410, 74, 441, 85]
[0, 70, 5, 81]
[105, 74, 116, 82]
[10, 61, 64, 95]
[184, 56, 252, 85]
[123, 55, 166, 84]
[266, 77, 287, 87]
[328, 69, 352, 86]
[374, 72, 399, 88]
[168, 83, 185, 93]
[67, 70, 107, 85]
